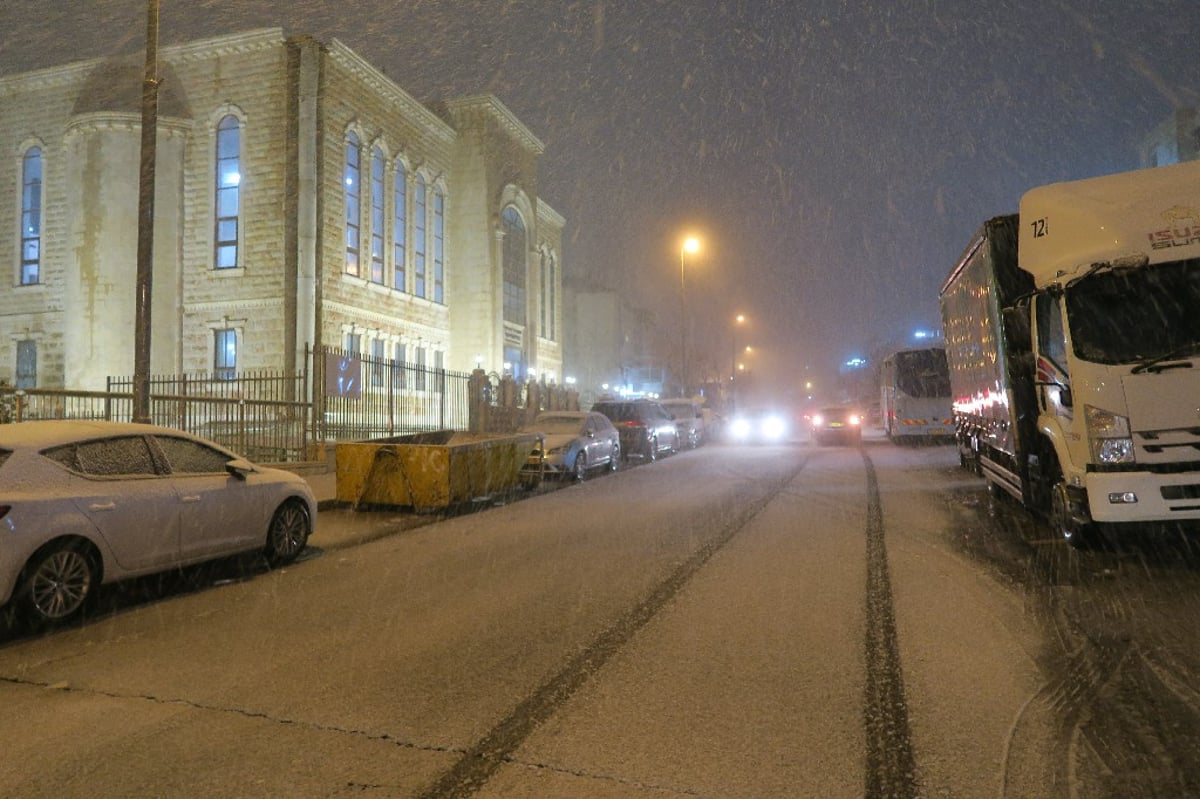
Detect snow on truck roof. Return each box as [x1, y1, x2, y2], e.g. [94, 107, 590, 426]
[1018, 159, 1200, 288]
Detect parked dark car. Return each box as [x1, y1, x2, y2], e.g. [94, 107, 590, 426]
[590, 399, 680, 461]
[810, 405, 863, 446]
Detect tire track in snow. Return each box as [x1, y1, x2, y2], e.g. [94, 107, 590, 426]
[417, 461, 807, 799]
[861, 449, 920, 798]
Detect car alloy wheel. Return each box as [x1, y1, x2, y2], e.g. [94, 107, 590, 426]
[266, 500, 310, 566]
[21, 542, 97, 625]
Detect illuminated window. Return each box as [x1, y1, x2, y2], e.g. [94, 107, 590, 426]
[214, 329, 237, 380]
[540, 251, 548, 336]
[502, 207, 526, 325]
[344, 132, 361, 276]
[433, 188, 445, 304]
[393, 163, 407, 291]
[414, 175, 427, 298]
[549, 253, 557, 340]
[214, 117, 240, 269]
[369, 146, 385, 284]
[20, 147, 42, 285]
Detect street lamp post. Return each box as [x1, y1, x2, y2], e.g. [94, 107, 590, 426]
[679, 236, 700, 396]
[731, 313, 745, 412]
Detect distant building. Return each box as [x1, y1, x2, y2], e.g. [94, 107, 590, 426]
[0, 29, 563, 390]
[563, 284, 668, 407]
[1140, 107, 1199, 167]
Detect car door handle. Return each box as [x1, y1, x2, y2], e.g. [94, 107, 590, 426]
[88, 502, 116, 512]
[181, 495, 202, 503]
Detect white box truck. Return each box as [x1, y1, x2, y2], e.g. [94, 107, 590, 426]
[940, 160, 1200, 545]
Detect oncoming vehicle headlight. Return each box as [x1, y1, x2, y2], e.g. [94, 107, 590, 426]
[848, 414, 861, 426]
[1085, 404, 1134, 465]
[731, 417, 752, 439]
[761, 414, 787, 441]
[811, 414, 824, 427]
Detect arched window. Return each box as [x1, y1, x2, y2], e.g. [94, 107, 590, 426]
[214, 116, 240, 270]
[414, 175, 427, 298]
[540, 250, 548, 334]
[502, 207, 526, 325]
[344, 132, 361, 276]
[393, 163, 407, 291]
[548, 252, 557, 341]
[433, 187, 445, 304]
[369, 146, 385, 284]
[20, 146, 42, 285]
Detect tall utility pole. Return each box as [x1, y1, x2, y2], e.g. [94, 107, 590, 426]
[679, 236, 700, 397]
[133, 0, 160, 423]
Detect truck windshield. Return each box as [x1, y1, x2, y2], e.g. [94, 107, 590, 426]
[1067, 257, 1200, 365]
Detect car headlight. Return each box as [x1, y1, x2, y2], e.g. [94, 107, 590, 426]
[811, 414, 824, 427]
[731, 418, 751, 438]
[1085, 404, 1134, 464]
[761, 415, 787, 440]
[548, 444, 570, 455]
[848, 414, 861, 426]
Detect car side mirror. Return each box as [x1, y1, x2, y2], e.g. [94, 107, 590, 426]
[225, 459, 253, 480]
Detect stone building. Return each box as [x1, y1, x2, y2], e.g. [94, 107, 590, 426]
[563, 283, 669, 408]
[0, 28, 563, 391]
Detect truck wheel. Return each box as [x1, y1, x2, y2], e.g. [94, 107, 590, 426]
[958, 436, 980, 475]
[1049, 470, 1095, 549]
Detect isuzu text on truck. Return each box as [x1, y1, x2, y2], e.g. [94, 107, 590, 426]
[940, 160, 1200, 546]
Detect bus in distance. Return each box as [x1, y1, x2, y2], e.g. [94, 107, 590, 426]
[880, 347, 954, 442]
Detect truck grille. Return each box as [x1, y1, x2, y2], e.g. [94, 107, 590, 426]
[1136, 427, 1200, 464]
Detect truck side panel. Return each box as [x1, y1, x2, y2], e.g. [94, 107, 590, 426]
[940, 216, 1036, 496]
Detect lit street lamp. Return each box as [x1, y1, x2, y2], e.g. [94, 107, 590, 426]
[679, 236, 701, 396]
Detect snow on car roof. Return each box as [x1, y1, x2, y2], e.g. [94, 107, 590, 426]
[0, 420, 190, 449]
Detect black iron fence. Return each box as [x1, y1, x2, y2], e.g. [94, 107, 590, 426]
[0, 385, 310, 463]
[0, 345, 575, 461]
[312, 345, 470, 441]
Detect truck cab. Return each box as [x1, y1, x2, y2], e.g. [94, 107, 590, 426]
[1020, 159, 1200, 538]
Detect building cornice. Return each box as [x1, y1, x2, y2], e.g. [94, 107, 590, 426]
[438, 95, 545, 155]
[186, 297, 283, 315]
[326, 39, 457, 146]
[325, 299, 449, 340]
[64, 112, 191, 138]
[0, 29, 284, 97]
[165, 28, 285, 64]
[537, 199, 566, 228]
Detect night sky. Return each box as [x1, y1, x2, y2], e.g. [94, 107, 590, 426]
[2, 1, 1197, 397]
